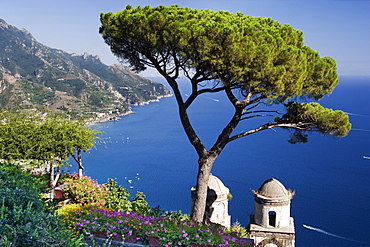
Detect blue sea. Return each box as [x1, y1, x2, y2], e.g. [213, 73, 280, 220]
[80, 76, 370, 247]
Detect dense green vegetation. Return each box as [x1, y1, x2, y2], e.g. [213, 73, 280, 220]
[0, 110, 99, 165]
[0, 110, 100, 195]
[0, 163, 83, 246]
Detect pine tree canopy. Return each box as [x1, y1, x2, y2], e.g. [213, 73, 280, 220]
[100, 4, 350, 142]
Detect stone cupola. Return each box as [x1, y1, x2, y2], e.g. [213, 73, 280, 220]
[249, 178, 295, 247]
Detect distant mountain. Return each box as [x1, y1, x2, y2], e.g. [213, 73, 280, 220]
[0, 19, 171, 121]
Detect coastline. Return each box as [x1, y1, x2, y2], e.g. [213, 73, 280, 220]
[87, 93, 172, 126]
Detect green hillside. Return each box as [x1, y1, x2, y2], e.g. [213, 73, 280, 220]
[0, 19, 171, 121]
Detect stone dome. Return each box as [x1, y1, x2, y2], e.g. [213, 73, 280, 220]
[255, 178, 290, 199]
[208, 175, 229, 196]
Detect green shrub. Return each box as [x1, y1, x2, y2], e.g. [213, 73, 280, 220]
[104, 178, 131, 211]
[130, 191, 151, 215]
[226, 220, 249, 238]
[148, 205, 190, 222]
[103, 178, 151, 215]
[0, 163, 84, 246]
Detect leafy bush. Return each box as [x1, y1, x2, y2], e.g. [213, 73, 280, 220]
[59, 173, 107, 205]
[103, 178, 131, 212]
[130, 191, 151, 215]
[148, 205, 190, 222]
[103, 178, 151, 215]
[0, 163, 83, 246]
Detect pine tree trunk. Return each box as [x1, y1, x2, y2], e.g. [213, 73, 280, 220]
[191, 157, 214, 222]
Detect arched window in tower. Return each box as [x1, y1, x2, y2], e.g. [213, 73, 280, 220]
[269, 211, 276, 227]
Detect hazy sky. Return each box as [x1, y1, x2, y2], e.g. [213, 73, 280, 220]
[1, 0, 369, 77]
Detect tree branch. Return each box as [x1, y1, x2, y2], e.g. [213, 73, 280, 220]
[225, 86, 239, 106]
[183, 71, 210, 109]
[227, 122, 317, 142]
[240, 114, 275, 120]
[168, 49, 180, 78]
[197, 86, 226, 95]
[244, 102, 269, 112]
[71, 152, 84, 170]
[165, 76, 207, 158]
[242, 110, 280, 116]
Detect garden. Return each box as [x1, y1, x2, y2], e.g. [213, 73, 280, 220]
[0, 163, 253, 246]
[57, 173, 254, 246]
[60, 205, 253, 246]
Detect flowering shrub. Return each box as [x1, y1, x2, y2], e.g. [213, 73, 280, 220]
[73, 207, 253, 246]
[57, 203, 90, 232]
[75, 208, 160, 241]
[144, 218, 252, 246]
[60, 173, 107, 205]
